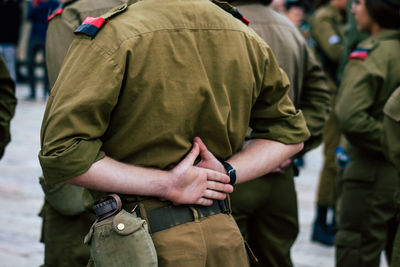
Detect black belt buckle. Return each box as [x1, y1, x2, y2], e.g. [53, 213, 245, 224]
[93, 194, 122, 221]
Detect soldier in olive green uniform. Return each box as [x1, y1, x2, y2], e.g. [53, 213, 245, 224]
[41, 1, 126, 266]
[382, 87, 400, 267]
[310, 0, 346, 245]
[335, 0, 400, 266]
[336, 0, 367, 81]
[230, 1, 331, 266]
[39, 0, 310, 266]
[0, 55, 17, 160]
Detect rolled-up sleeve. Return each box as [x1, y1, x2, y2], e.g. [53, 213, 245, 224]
[39, 37, 124, 185]
[250, 48, 310, 144]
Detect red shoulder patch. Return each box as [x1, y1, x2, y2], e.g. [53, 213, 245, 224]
[74, 17, 107, 38]
[349, 49, 370, 60]
[47, 4, 64, 22]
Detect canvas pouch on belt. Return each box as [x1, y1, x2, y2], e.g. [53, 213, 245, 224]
[84, 208, 157, 267]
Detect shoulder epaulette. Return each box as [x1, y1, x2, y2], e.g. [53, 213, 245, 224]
[211, 0, 250, 25]
[349, 39, 378, 60]
[47, 0, 78, 22]
[74, 3, 128, 38]
[349, 48, 370, 60]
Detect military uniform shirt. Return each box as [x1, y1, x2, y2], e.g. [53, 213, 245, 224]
[0, 55, 17, 159]
[46, 0, 127, 88]
[336, 30, 400, 154]
[234, 1, 330, 152]
[311, 3, 345, 63]
[39, 0, 309, 187]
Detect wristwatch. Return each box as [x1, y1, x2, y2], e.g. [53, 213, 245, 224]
[222, 162, 236, 186]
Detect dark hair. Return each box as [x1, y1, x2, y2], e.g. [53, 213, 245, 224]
[365, 0, 400, 29]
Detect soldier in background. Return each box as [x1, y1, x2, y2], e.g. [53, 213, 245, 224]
[41, 0, 126, 266]
[0, 0, 22, 81]
[230, 1, 331, 266]
[310, 0, 346, 246]
[336, 0, 367, 82]
[335, 0, 400, 265]
[0, 55, 17, 160]
[382, 87, 400, 267]
[26, 0, 58, 100]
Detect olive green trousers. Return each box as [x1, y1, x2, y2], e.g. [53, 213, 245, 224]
[335, 154, 398, 267]
[231, 166, 297, 267]
[40, 201, 96, 267]
[317, 110, 340, 207]
[152, 213, 249, 267]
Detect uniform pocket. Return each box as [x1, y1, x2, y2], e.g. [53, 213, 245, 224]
[85, 209, 157, 267]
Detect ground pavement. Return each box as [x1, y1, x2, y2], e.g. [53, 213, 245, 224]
[0, 84, 389, 267]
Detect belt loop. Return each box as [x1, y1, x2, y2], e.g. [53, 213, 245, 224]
[138, 203, 152, 234]
[226, 195, 232, 214]
[218, 197, 231, 214]
[189, 206, 200, 222]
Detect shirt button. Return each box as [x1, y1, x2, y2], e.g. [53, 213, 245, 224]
[117, 223, 125, 230]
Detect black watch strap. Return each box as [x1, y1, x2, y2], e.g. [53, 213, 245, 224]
[222, 161, 236, 186]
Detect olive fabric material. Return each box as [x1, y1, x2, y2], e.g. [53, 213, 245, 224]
[86, 213, 250, 267]
[383, 87, 400, 267]
[383, 87, 400, 171]
[311, 2, 344, 209]
[0, 54, 16, 159]
[311, 3, 345, 81]
[316, 100, 340, 207]
[45, 0, 127, 88]
[336, 0, 368, 82]
[40, 203, 96, 267]
[231, 165, 298, 267]
[335, 30, 400, 267]
[151, 213, 249, 267]
[42, 1, 127, 266]
[39, 0, 309, 187]
[85, 209, 157, 267]
[228, 3, 330, 267]
[335, 155, 398, 267]
[39, 0, 310, 265]
[336, 30, 400, 155]
[39, 176, 85, 215]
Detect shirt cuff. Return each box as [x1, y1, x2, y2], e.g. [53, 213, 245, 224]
[250, 110, 310, 144]
[39, 139, 105, 185]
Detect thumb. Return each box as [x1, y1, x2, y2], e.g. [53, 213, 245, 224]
[194, 137, 213, 160]
[181, 142, 200, 167]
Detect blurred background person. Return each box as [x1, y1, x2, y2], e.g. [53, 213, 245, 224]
[335, 0, 400, 265]
[0, 0, 23, 81]
[382, 86, 400, 267]
[26, 0, 58, 100]
[310, 0, 346, 247]
[41, 0, 127, 266]
[0, 55, 17, 160]
[231, 1, 331, 266]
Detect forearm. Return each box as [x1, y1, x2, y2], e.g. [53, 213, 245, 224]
[67, 156, 170, 198]
[226, 139, 304, 184]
